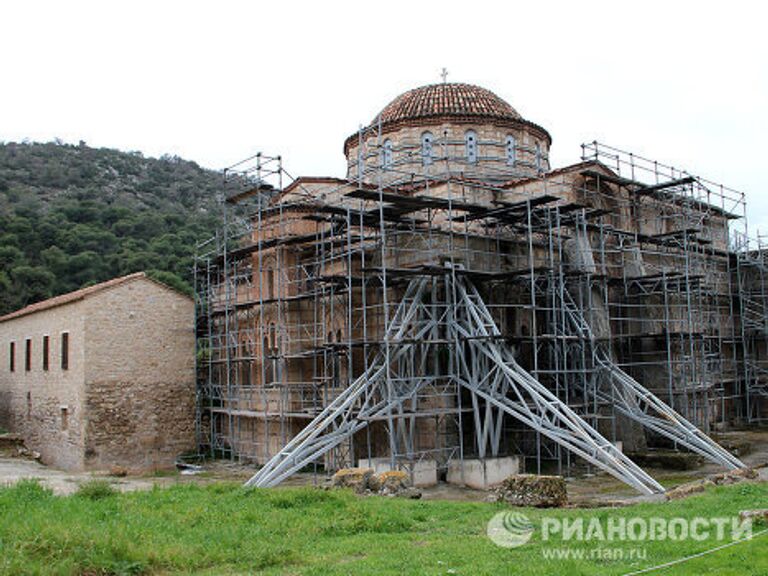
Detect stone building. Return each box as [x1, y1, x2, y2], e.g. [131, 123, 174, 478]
[197, 82, 761, 493]
[0, 272, 195, 472]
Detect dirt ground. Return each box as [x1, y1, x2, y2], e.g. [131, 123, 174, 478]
[1, 428, 767, 504]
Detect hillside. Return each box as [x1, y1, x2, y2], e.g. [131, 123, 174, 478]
[0, 140, 238, 315]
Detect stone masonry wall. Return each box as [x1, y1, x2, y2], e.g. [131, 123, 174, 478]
[83, 279, 195, 472]
[347, 122, 550, 185]
[0, 302, 87, 470]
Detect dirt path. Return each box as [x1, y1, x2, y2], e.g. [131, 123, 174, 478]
[1, 429, 766, 501]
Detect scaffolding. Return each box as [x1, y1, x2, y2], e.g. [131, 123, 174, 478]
[734, 233, 768, 422]
[194, 136, 760, 493]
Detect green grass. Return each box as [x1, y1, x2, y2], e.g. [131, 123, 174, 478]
[75, 479, 117, 501]
[0, 480, 766, 575]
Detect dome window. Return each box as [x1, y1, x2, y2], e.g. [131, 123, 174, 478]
[357, 145, 364, 176]
[535, 143, 543, 172]
[505, 135, 516, 166]
[465, 130, 477, 164]
[421, 132, 434, 166]
[382, 139, 393, 170]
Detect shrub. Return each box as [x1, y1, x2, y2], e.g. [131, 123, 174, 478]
[76, 479, 116, 500]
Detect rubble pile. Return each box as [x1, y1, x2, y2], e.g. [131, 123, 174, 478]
[490, 474, 567, 508]
[330, 468, 421, 498]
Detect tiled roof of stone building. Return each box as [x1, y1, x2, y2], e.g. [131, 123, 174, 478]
[0, 273, 145, 322]
[373, 83, 522, 126]
[0, 272, 189, 323]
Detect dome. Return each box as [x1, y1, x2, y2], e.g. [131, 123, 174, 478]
[343, 81, 552, 182]
[373, 82, 522, 127]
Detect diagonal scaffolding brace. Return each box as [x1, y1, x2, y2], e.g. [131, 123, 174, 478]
[452, 277, 664, 495]
[246, 277, 434, 487]
[247, 273, 669, 494]
[559, 286, 745, 471]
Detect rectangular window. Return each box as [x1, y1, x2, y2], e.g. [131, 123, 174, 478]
[60, 407, 69, 431]
[61, 332, 69, 370]
[25, 338, 31, 372]
[42, 335, 50, 371]
[9, 342, 14, 372]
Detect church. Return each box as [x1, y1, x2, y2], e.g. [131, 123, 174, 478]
[195, 81, 764, 492]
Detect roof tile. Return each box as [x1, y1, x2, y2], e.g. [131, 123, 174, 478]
[374, 83, 521, 126]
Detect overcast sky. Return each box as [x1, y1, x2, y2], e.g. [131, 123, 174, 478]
[2, 1, 766, 231]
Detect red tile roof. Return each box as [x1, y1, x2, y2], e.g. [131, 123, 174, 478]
[374, 83, 521, 126]
[0, 272, 150, 323]
[343, 83, 551, 154]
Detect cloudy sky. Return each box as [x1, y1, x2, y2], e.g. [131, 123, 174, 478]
[2, 1, 766, 231]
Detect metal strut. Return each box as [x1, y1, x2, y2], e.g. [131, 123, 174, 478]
[246, 274, 672, 494]
[246, 277, 434, 487]
[452, 278, 664, 495]
[559, 286, 745, 471]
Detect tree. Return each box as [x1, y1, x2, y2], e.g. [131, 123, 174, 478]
[0, 270, 15, 314]
[0, 245, 24, 269]
[0, 140, 243, 311]
[11, 266, 55, 306]
[147, 269, 192, 295]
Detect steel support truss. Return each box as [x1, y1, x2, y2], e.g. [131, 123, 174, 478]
[450, 276, 664, 494]
[246, 277, 439, 488]
[559, 285, 745, 471]
[246, 272, 695, 494]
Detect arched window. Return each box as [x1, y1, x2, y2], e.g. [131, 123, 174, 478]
[505, 135, 516, 166]
[382, 139, 393, 169]
[269, 322, 277, 353]
[263, 327, 276, 385]
[241, 340, 252, 386]
[421, 132, 433, 166]
[465, 130, 477, 163]
[535, 143, 542, 172]
[336, 329, 343, 343]
[264, 265, 274, 300]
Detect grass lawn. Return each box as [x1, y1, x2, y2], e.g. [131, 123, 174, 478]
[0, 480, 766, 575]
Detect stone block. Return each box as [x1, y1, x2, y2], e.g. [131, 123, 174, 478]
[447, 456, 520, 490]
[357, 457, 389, 474]
[357, 457, 438, 487]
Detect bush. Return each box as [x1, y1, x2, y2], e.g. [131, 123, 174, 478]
[76, 479, 116, 500]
